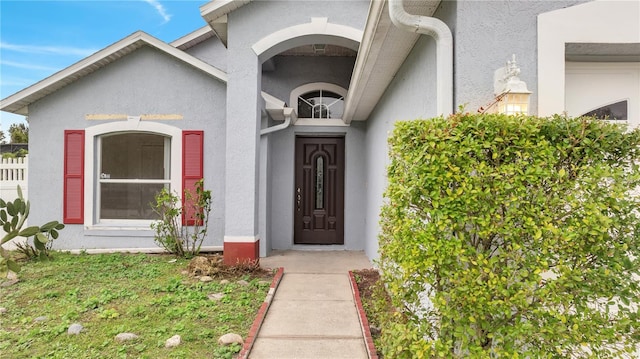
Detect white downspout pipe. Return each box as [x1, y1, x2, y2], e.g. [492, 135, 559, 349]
[388, 0, 453, 116]
[260, 107, 293, 136]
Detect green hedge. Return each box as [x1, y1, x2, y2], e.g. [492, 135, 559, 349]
[379, 113, 640, 358]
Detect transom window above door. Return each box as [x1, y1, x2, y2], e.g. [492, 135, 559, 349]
[298, 90, 344, 119]
[290, 82, 348, 121]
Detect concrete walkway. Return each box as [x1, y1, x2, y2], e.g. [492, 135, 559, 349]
[249, 250, 374, 359]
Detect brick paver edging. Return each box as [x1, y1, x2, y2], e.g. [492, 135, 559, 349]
[348, 271, 379, 359]
[237, 267, 285, 359]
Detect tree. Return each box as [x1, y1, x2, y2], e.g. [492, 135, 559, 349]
[0, 130, 6, 145]
[9, 123, 28, 143]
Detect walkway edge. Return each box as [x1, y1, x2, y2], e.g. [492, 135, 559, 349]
[238, 267, 285, 359]
[349, 271, 379, 359]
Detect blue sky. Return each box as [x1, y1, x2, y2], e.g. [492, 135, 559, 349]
[0, 0, 209, 140]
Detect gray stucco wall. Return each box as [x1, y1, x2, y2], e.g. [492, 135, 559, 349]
[361, 0, 592, 261]
[363, 34, 439, 260]
[184, 36, 228, 72]
[262, 55, 356, 104]
[224, 0, 369, 247]
[452, 0, 588, 114]
[260, 54, 359, 252]
[27, 46, 227, 250]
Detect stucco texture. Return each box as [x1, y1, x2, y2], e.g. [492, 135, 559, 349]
[28, 46, 226, 250]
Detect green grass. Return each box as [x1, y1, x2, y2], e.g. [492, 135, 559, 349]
[0, 252, 273, 359]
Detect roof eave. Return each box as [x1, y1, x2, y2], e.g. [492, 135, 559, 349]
[343, 0, 440, 123]
[1, 31, 228, 115]
[171, 26, 216, 50]
[200, 0, 252, 47]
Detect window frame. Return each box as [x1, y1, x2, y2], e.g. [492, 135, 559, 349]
[96, 132, 171, 223]
[84, 118, 182, 229]
[290, 82, 348, 126]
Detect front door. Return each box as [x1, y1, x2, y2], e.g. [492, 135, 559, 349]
[294, 136, 345, 244]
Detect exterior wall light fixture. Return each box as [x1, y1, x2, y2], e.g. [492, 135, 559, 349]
[312, 44, 326, 54]
[493, 54, 531, 115]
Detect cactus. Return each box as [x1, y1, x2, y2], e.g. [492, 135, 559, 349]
[0, 186, 64, 276]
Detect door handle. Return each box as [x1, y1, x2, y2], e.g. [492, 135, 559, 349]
[296, 187, 301, 212]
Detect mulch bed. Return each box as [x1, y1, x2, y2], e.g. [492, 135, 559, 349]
[352, 268, 386, 358]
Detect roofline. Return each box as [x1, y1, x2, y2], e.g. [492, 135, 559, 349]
[170, 26, 216, 50]
[1, 31, 227, 115]
[200, 0, 252, 47]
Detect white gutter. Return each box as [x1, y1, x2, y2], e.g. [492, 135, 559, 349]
[388, 0, 453, 116]
[260, 108, 294, 136]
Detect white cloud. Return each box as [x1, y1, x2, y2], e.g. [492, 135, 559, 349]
[0, 60, 59, 72]
[142, 0, 172, 23]
[0, 42, 98, 57]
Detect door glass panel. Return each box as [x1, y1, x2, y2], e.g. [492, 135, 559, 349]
[581, 100, 627, 121]
[315, 156, 324, 209]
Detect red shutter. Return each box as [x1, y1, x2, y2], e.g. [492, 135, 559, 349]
[63, 130, 85, 224]
[182, 131, 204, 225]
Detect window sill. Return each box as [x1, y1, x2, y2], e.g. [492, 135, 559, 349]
[294, 118, 348, 126]
[85, 224, 154, 238]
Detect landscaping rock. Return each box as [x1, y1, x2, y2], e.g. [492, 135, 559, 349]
[115, 333, 139, 342]
[218, 333, 243, 346]
[165, 334, 181, 348]
[207, 293, 224, 301]
[67, 323, 83, 335]
[0, 307, 7, 315]
[220, 279, 230, 285]
[34, 316, 48, 322]
[200, 276, 214, 282]
[236, 279, 249, 286]
[0, 279, 19, 287]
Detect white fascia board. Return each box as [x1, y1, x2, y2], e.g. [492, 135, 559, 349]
[145, 33, 228, 82]
[170, 26, 215, 50]
[200, 0, 251, 22]
[0, 31, 227, 115]
[200, 0, 252, 46]
[343, 0, 386, 124]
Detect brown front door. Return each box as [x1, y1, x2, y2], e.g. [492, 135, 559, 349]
[294, 136, 345, 244]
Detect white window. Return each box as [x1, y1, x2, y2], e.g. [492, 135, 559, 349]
[97, 132, 170, 221]
[298, 90, 344, 119]
[290, 82, 348, 123]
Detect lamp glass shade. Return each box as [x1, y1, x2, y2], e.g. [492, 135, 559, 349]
[497, 92, 530, 115]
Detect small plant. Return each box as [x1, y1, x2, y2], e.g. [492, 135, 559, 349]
[15, 222, 62, 260]
[150, 179, 212, 258]
[0, 185, 64, 275]
[213, 342, 241, 359]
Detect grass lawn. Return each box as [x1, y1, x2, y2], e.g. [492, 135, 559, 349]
[0, 252, 273, 359]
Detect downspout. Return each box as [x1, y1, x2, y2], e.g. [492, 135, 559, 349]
[260, 107, 293, 136]
[388, 0, 453, 116]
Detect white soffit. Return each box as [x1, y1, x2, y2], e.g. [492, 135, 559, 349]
[344, 0, 440, 123]
[171, 26, 216, 50]
[0, 31, 228, 115]
[200, 0, 252, 47]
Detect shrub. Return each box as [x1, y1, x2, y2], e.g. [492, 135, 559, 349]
[379, 113, 640, 358]
[150, 179, 212, 258]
